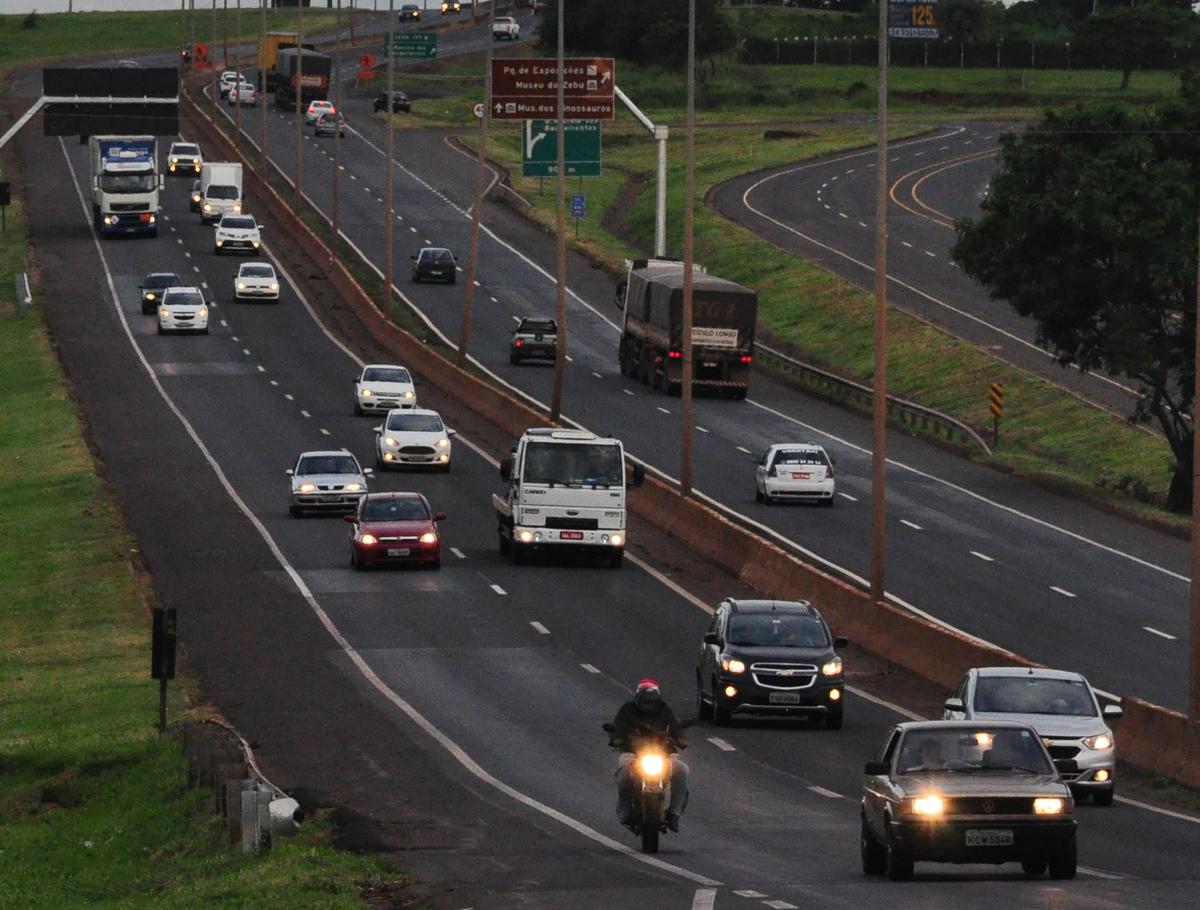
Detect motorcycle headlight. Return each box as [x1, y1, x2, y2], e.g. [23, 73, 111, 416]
[1082, 733, 1113, 751]
[638, 753, 666, 779]
[360, 533, 377, 545]
[821, 657, 843, 677]
[1033, 797, 1066, 815]
[721, 657, 746, 674]
[419, 532, 437, 544]
[436, 438, 450, 448]
[298, 483, 317, 493]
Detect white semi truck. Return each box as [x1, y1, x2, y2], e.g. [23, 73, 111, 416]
[493, 428, 644, 568]
[88, 135, 162, 237]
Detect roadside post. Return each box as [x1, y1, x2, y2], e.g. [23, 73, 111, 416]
[459, 1, 494, 366]
[151, 607, 178, 734]
[0, 180, 9, 232]
[570, 193, 585, 238]
[989, 381, 1004, 447]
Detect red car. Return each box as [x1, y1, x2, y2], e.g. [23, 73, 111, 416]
[346, 492, 444, 570]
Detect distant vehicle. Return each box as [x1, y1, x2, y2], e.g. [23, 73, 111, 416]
[234, 262, 279, 302]
[354, 363, 417, 415]
[314, 111, 347, 138]
[218, 70, 241, 98]
[943, 667, 1122, 806]
[441, 0, 461, 14]
[276, 48, 332, 109]
[754, 443, 835, 506]
[305, 99, 335, 124]
[411, 247, 456, 283]
[139, 272, 183, 314]
[287, 450, 371, 517]
[166, 141, 202, 176]
[228, 81, 258, 107]
[213, 214, 262, 255]
[189, 179, 203, 213]
[157, 286, 209, 335]
[510, 317, 557, 365]
[697, 598, 846, 728]
[373, 90, 411, 114]
[257, 30, 305, 94]
[199, 162, 243, 224]
[114, 59, 140, 70]
[398, 4, 421, 20]
[346, 492, 444, 571]
[861, 721, 1077, 881]
[181, 44, 193, 62]
[616, 258, 757, 398]
[373, 409, 453, 472]
[493, 16, 520, 40]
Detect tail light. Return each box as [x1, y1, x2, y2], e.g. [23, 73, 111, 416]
[767, 466, 776, 478]
[514, 339, 524, 347]
[667, 350, 682, 359]
[739, 354, 753, 364]
[826, 463, 834, 479]
[654, 355, 663, 365]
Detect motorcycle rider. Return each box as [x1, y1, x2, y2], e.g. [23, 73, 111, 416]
[610, 679, 689, 832]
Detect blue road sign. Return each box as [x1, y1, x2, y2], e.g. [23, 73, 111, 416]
[571, 194, 586, 219]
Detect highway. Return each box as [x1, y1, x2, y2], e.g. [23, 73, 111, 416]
[17, 100, 1200, 910]
[178, 28, 1196, 713]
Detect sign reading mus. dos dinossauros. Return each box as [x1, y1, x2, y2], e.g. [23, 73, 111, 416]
[888, 0, 938, 40]
[490, 57, 615, 120]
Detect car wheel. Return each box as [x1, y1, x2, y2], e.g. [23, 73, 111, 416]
[755, 485, 763, 503]
[511, 542, 527, 565]
[696, 674, 713, 720]
[824, 705, 844, 730]
[712, 679, 732, 727]
[1092, 786, 1115, 807]
[1048, 842, 1077, 880]
[156, 324, 164, 335]
[449, 275, 457, 285]
[1021, 859, 1048, 877]
[861, 819, 887, 875]
[375, 457, 386, 472]
[352, 550, 366, 571]
[884, 831, 913, 881]
[498, 529, 511, 555]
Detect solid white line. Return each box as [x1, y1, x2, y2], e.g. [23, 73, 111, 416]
[899, 519, 922, 530]
[837, 492, 857, 501]
[450, 547, 466, 559]
[581, 663, 601, 674]
[691, 888, 717, 910]
[1050, 586, 1077, 598]
[626, 553, 712, 615]
[530, 621, 550, 634]
[490, 584, 507, 596]
[845, 685, 923, 721]
[1143, 626, 1177, 641]
[707, 737, 736, 752]
[807, 786, 843, 799]
[1115, 794, 1200, 823]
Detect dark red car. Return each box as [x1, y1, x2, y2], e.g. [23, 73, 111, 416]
[346, 492, 444, 570]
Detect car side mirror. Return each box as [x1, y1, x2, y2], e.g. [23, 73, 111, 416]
[703, 632, 722, 646]
[447, 428, 457, 436]
[373, 426, 383, 434]
[864, 761, 889, 776]
[363, 468, 374, 476]
[434, 511, 447, 521]
[631, 462, 645, 487]
[601, 722, 616, 733]
[343, 514, 356, 523]
[944, 697, 964, 713]
[285, 468, 294, 476]
[500, 454, 513, 481]
[1102, 704, 1123, 720]
[410, 254, 417, 260]
[834, 636, 848, 649]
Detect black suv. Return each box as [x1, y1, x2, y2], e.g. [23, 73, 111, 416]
[697, 598, 847, 729]
[373, 91, 411, 114]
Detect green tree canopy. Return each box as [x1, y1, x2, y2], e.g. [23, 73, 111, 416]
[1075, 4, 1198, 89]
[953, 101, 1200, 511]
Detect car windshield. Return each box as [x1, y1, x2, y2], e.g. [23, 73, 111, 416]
[772, 449, 828, 466]
[726, 614, 828, 648]
[895, 727, 1053, 775]
[362, 498, 428, 521]
[172, 145, 199, 156]
[973, 677, 1097, 718]
[522, 442, 624, 487]
[144, 274, 180, 288]
[363, 367, 411, 384]
[421, 250, 453, 263]
[164, 291, 203, 308]
[518, 319, 556, 333]
[386, 413, 443, 432]
[221, 217, 256, 230]
[240, 265, 275, 278]
[298, 455, 359, 475]
[207, 185, 239, 200]
[99, 173, 157, 193]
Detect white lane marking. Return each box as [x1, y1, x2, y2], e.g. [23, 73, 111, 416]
[734, 892, 766, 899]
[939, 145, 950, 150]
[450, 547, 466, 559]
[581, 663, 601, 674]
[822, 204, 831, 210]
[473, 280, 481, 288]
[284, 393, 294, 401]
[858, 221, 867, 228]
[901, 240, 913, 249]
[837, 492, 857, 502]
[200, 281, 208, 289]
[764, 901, 798, 910]
[656, 406, 670, 414]
[707, 737, 736, 752]
[924, 250, 937, 258]
[530, 621, 550, 634]
[1078, 866, 1130, 881]
[409, 226, 417, 233]
[914, 151, 926, 157]
[830, 175, 838, 181]
[625, 552, 712, 615]
[184, 251, 191, 258]
[1143, 626, 1177, 641]
[1050, 586, 1077, 598]
[490, 583, 507, 596]
[808, 786, 843, 800]
[242, 347, 251, 355]
[691, 888, 717, 910]
[899, 519, 922, 530]
[425, 238, 433, 244]
[846, 685, 923, 721]
[256, 364, 266, 373]
[845, 168, 855, 174]
[232, 335, 240, 341]
[269, 380, 279, 387]
[696, 425, 710, 434]
[736, 446, 752, 454]
[192, 265, 200, 272]
[220, 319, 228, 327]
[1115, 793, 1200, 823]
[970, 550, 995, 562]
[592, 371, 603, 379]
[349, 173, 357, 180]
[838, 212, 848, 219]
[623, 389, 635, 396]
[565, 355, 573, 362]
[177, 238, 183, 244]
[300, 409, 311, 418]
[319, 428, 331, 436]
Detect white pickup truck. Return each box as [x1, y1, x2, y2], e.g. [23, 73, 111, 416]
[493, 16, 520, 40]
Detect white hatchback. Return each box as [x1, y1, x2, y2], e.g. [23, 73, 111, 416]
[157, 286, 209, 334]
[354, 363, 416, 415]
[305, 99, 334, 124]
[234, 262, 279, 301]
[755, 443, 835, 506]
[374, 408, 452, 472]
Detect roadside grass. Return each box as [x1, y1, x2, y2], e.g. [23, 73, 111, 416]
[0, 169, 399, 909]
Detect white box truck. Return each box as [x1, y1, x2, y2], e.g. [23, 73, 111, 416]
[199, 162, 243, 224]
[493, 428, 643, 568]
[88, 135, 162, 237]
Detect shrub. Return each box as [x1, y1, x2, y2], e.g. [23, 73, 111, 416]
[22, 10, 39, 30]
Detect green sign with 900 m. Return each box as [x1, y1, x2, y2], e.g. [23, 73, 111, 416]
[522, 120, 601, 178]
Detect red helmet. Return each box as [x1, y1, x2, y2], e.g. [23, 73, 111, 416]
[634, 679, 662, 712]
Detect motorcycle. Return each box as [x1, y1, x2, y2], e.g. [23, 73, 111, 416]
[602, 719, 692, 854]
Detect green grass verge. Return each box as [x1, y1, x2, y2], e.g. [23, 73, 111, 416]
[0, 170, 399, 910]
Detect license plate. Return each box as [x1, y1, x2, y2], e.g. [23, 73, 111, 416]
[965, 829, 1013, 847]
[768, 692, 801, 705]
[387, 548, 410, 557]
[560, 531, 583, 540]
[792, 472, 810, 480]
[702, 361, 717, 367]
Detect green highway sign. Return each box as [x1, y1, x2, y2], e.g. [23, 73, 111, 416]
[383, 31, 438, 60]
[522, 120, 601, 178]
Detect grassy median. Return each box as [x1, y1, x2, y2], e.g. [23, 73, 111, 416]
[0, 177, 398, 910]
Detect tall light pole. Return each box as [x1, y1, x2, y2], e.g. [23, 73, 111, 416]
[680, 0, 696, 496]
[233, 0, 242, 149]
[259, 0, 267, 176]
[293, 1, 304, 207]
[870, 0, 890, 606]
[459, 1, 495, 365]
[1190, 195, 1200, 721]
[332, 0, 343, 260]
[384, 0, 396, 320]
[550, 0, 567, 422]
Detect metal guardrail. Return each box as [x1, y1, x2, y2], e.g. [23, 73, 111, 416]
[756, 341, 993, 456]
[15, 271, 32, 315]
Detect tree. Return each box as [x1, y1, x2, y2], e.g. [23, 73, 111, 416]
[939, 0, 998, 45]
[952, 102, 1200, 511]
[1074, 4, 1196, 90]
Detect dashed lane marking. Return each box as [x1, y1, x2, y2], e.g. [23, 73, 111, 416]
[581, 663, 601, 674]
[1143, 626, 1177, 641]
[707, 737, 736, 752]
[734, 892, 766, 899]
[695, 426, 710, 434]
[764, 901, 798, 910]
[623, 389, 635, 396]
[925, 250, 937, 258]
[970, 551, 994, 562]
[269, 380, 279, 387]
[901, 240, 913, 248]
[808, 786, 843, 800]
[284, 393, 294, 401]
[736, 446, 752, 454]
[450, 547, 466, 559]
[837, 492, 857, 502]
[592, 371, 603, 379]
[899, 519, 922, 530]
[530, 621, 550, 634]
[232, 335, 239, 342]
[1050, 586, 1077, 598]
[319, 427, 331, 436]
[300, 409, 311, 418]
[490, 584, 507, 596]
[656, 406, 670, 414]
[256, 365, 266, 373]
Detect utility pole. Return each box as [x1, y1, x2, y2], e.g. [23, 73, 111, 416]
[332, 0, 343, 261]
[294, 1, 304, 207]
[259, 0, 266, 177]
[459, 1, 495, 365]
[384, 0, 396, 319]
[210, 1, 218, 119]
[1191, 195, 1200, 721]
[233, 0, 242, 149]
[550, 0, 567, 422]
[680, 0, 696, 496]
[870, 0, 890, 606]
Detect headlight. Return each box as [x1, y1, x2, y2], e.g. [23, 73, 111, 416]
[169, 157, 178, 164]
[192, 193, 201, 203]
[298, 483, 317, 493]
[638, 753, 666, 779]
[1082, 733, 1112, 751]
[145, 292, 156, 300]
[436, 438, 450, 448]
[360, 388, 373, 397]
[268, 283, 278, 292]
[237, 282, 246, 290]
[192, 158, 199, 165]
[233, 203, 241, 213]
[360, 533, 377, 545]
[159, 307, 169, 318]
[721, 657, 746, 674]
[215, 239, 223, 246]
[402, 390, 414, 399]
[384, 437, 397, 446]
[821, 657, 843, 677]
[610, 533, 623, 546]
[909, 796, 944, 816]
[1033, 797, 1066, 815]
[251, 239, 260, 248]
[203, 202, 212, 211]
[518, 530, 534, 543]
[103, 215, 116, 224]
[419, 532, 437, 544]
[344, 483, 363, 492]
[197, 307, 208, 318]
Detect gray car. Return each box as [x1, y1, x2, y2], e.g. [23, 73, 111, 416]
[287, 450, 371, 517]
[943, 667, 1121, 805]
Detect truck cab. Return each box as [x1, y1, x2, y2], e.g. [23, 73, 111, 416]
[88, 135, 162, 237]
[493, 428, 643, 568]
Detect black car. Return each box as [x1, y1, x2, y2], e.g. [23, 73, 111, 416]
[398, 4, 421, 19]
[373, 91, 411, 114]
[510, 317, 557, 364]
[189, 179, 203, 213]
[697, 598, 847, 728]
[139, 271, 184, 314]
[411, 247, 456, 284]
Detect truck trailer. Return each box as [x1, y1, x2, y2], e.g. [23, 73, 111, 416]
[88, 136, 162, 238]
[257, 31, 315, 93]
[274, 47, 332, 109]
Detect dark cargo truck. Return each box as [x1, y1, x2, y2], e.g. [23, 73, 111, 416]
[616, 259, 757, 398]
[274, 48, 332, 109]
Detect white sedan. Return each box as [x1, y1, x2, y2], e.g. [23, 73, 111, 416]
[228, 81, 258, 106]
[754, 443, 835, 506]
[354, 363, 417, 414]
[157, 286, 209, 334]
[234, 262, 279, 301]
[305, 99, 335, 124]
[374, 408, 452, 472]
[213, 214, 262, 255]
[218, 70, 240, 97]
